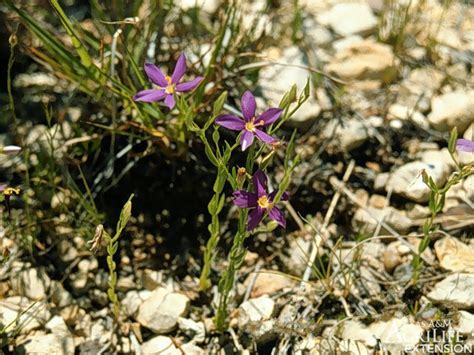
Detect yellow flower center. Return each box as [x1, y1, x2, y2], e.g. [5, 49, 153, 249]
[164, 75, 175, 94]
[257, 195, 272, 209]
[245, 121, 256, 132]
[245, 117, 264, 132]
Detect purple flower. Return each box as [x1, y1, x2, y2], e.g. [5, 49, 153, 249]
[215, 91, 282, 151]
[233, 170, 288, 231]
[134, 53, 203, 109]
[456, 138, 474, 153]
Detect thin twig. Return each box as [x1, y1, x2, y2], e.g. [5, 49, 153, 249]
[300, 160, 356, 285]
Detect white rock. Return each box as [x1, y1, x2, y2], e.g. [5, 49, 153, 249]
[341, 320, 377, 347]
[141, 335, 180, 354]
[303, 18, 333, 47]
[238, 295, 275, 325]
[45, 316, 75, 354]
[319, 3, 377, 37]
[434, 237, 474, 273]
[50, 281, 73, 308]
[388, 104, 427, 128]
[386, 161, 451, 203]
[175, 0, 220, 13]
[0, 297, 51, 334]
[122, 290, 151, 317]
[259, 47, 321, 128]
[326, 40, 399, 83]
[18, 333, 73, 355]
[339, 340, 371, 355]
[238, 295, 276, 344]
[453, 311, 474, 336]
[419, 148, 456, 170]
[322, 118, 369, 151]
[244, 270, 296, 298]
[11, 267, 51, 300]
[427, 273, 474, 309]
[178, 317, 206, 343]
[282, 238, 312, 275]
[428, 90, 474, 133]
[332, 35, 364, 52]
[136, 287, 190, 334]
[369, 317, 424, 354]
[353, 206, 412, 234]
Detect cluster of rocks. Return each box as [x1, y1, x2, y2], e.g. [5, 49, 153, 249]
[3, 0, 473, 353]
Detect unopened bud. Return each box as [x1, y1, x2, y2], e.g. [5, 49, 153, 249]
[9, 33, 17, 47]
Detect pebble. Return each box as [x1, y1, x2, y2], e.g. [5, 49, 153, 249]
[427, 273, 474, 309]
[178, 317, 206, 343]
[352, 206, 412, 234]
[428, 90, 474, 133]
[386, 161, 451, 203]
[141, 335, 180, 354]
[383, 244, 402, 273]
[11, 267, 51, 300]
[122, 290, 151, 317]
[326, 40, 399, 83]
[434, 237, 474, 273]
[259, 47, 321, 128]
[238, 295, 276, 344]
[341, 320, 377, 347]
[0, 297, 51, 334]
[136, 287, 190, 334]
[282, 237, 312, 275]
[453, 311, 474, 336]
[17, 333, 73, 355]
[369, 317, 424, 354]
[322, 118, 369, 152]
[244, 270, 295, 298]
[319, 3, 377, 37]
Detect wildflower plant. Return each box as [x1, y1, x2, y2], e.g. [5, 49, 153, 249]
[411, 128, 473, 287]
[191, 83, 309, 331]
[98, 195, 134, 323]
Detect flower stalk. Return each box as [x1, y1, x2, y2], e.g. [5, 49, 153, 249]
[412, 128, 473, 285]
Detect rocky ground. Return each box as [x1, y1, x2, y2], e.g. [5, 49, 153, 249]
[1, 0, 473, 354]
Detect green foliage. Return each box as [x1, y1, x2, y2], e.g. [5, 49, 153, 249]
[411, 129, 473, 285]
[105, 194, 134, 320]
[196, 84, 308, 331]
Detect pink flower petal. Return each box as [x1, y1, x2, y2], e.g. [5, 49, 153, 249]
[240, 131, 254, 151]
[164, 94, 176, 109]
[233, 190, 258, 208]
[456, 139, 474, 153]
[269, 206, 286, 228]
[144, 63, 168, 87]
[247, 207, 264, 230]
[176, 77, 204, 92]
[215, 115, 245, 131]
[254, 129, 277, 144]
[171, 53, 187, 84]
[252, 170, 267, 197]
[134, 89, 166, 102]
[241, 90, 256, 121]
[258, 108, 282, 126]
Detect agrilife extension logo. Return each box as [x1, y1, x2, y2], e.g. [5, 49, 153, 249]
[404, 320, 472, 354]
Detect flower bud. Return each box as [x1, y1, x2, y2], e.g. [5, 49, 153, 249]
[9, 33, 17, 47]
